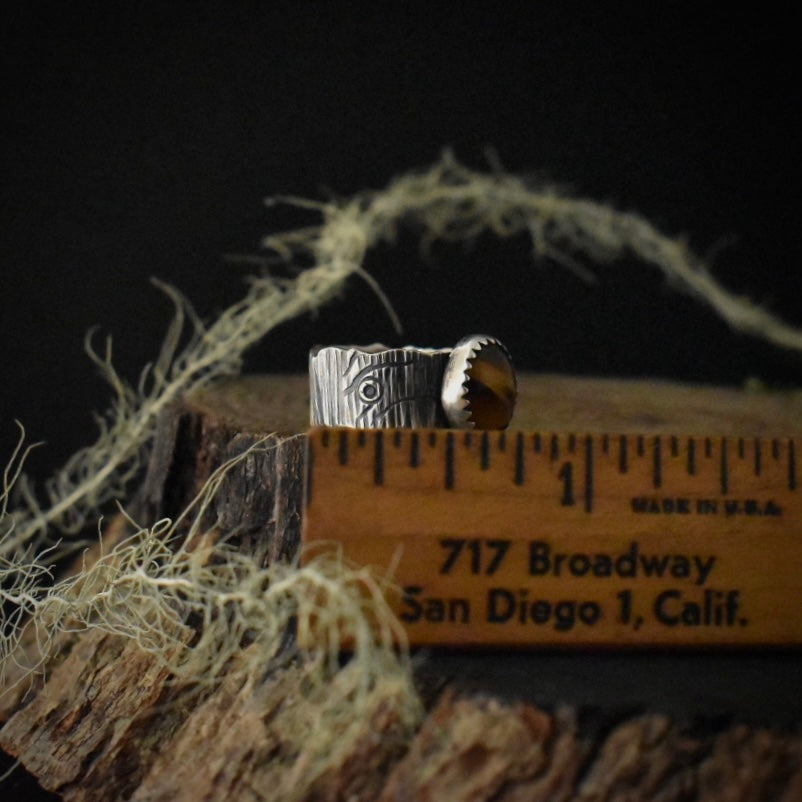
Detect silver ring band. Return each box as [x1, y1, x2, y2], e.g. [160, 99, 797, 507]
[309, 335, 515, 429]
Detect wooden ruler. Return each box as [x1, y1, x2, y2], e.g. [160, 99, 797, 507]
[303, 427, 802, 646]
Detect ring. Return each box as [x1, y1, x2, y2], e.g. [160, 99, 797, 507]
[309, 335, 515, 429]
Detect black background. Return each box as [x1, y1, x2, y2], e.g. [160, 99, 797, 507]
[1, 6, 800, 491]
[1, 7, 801, 796]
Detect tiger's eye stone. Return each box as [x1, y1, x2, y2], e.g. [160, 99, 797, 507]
[464, 342, 516, 429]
[441, 335, 516, 429]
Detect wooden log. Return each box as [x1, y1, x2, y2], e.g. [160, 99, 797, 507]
[380, 690, 802, 801]
[2, 373, 801, 801]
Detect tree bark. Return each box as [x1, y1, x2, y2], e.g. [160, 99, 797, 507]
[2, 373, 801, 801]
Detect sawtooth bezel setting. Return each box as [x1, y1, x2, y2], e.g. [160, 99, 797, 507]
[440, 334, 516, 429]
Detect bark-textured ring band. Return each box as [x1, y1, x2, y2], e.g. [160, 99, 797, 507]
[309, 335, 515, 429]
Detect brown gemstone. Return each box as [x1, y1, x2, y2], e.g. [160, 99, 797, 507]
[464, 343, 516, 429]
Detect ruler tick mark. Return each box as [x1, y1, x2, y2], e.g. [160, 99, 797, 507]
[653, 436, 662, 489]
[619, 435, 628, 473]
[498, 432, 507, 452]
[463, 432, 473, 448]
[637, 436, 644, 457]
[772, 439, 780, 460]
[687, 437, 696, 475]
[374, 431, 384, 486]
[568, 434, 576, 453]
[738, 437, 745, 459]
[534, 433, 542, 453]
[514, 432, 525, 486]
[670, 436, 678, 458]
[584, 435, 594, 513]
[428, 431, 437, 447]
[720, 438, 729, 495]
[705, 437, 712, 458]
[754, 438, 762, 476]
[393, 430, 402, 448]
[789, 440, 797, 491]
[321, 430, 330, 448]
[338, 431, 349, 465]
[480, 432, 490, 470]
[550, 434, 559, 462]
[357, 430, 367, 448]
[410, 432, 420, 467]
